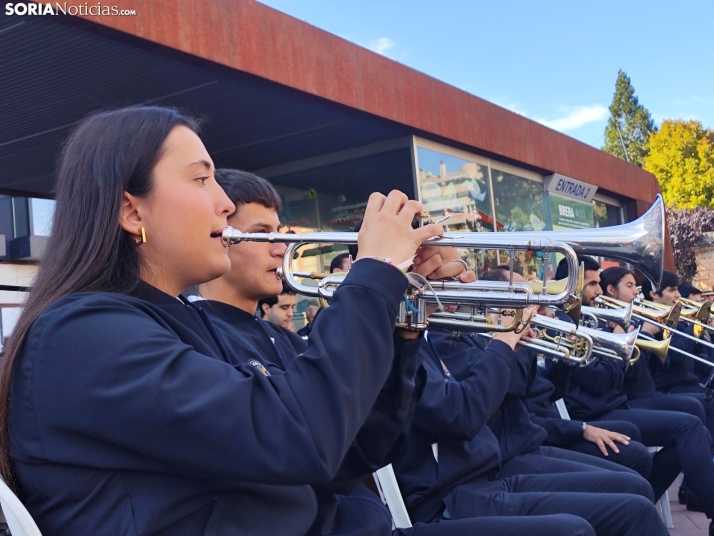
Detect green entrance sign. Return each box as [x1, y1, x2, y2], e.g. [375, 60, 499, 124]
[551, 196, 594, 230]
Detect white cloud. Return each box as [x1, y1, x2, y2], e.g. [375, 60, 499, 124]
[368, 37, 395, 56]
[538, 105, 609, 132]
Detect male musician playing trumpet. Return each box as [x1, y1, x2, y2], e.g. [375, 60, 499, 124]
[556, 258, 714, 532]
[643, 272, 714, 402]
[679, 283, 714, 385]
[468, 265, 653, 479]
[195, 169, 597, 536]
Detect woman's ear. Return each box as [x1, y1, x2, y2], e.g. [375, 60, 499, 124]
[119, 192, 144, 237]
[607, 284, 617, 297]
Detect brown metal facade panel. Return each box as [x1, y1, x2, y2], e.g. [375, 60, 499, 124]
[79, 0, 662, 207]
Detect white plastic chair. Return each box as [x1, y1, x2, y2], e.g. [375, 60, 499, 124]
[0, 476, 42, 536]
[554, 399, 673, 529]
[373, 464, 412, 529]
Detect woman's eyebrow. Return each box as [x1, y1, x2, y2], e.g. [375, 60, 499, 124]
[185, 160, 213, 170]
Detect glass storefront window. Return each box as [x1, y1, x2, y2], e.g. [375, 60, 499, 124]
[491, 169, 552, 279]
[416, 147, 496, 232]
[593, 199, 623, 228]
[264, 143, 414, 324]
[30, 198, 55, 236]
[491, 169, 548, 233]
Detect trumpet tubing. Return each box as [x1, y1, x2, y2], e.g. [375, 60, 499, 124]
[580, 303, 633, 330]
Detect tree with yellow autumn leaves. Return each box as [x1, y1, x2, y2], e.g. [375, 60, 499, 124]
[643, 119, 714, 209]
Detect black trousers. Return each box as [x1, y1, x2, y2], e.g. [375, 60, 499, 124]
[554, 420, 653, 479]
[600, 407, 714, 516]
[442, 470, 667, 536]
[400, 515, 594, 536]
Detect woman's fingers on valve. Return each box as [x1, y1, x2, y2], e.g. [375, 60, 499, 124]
[382, 190, 410, 216]
[411, 253, 443, 279]
[412, 223, 445, 246]
[459, 270, 477, 283]
[363, 192, 387, 217]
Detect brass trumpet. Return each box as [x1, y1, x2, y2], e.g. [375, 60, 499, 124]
[631, 338, 671, 365]
[598, 296, 714, 368]
[597, 296, 683, 330]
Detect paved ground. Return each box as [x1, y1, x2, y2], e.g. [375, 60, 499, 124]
[668, 481, 709, 535]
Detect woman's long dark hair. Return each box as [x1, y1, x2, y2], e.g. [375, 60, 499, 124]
[0, 106, 199, 487]
[599, 267, 635, 297]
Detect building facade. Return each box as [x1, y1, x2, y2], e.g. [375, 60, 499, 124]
[0, 0, 670, 336]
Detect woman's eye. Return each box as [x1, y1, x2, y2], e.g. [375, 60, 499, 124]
[196, 177, 208, 185]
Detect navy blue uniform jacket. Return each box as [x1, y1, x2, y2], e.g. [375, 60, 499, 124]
[9, 260, 413, 536]
[426, 329, 547, 463]
[557, 310, 629, 421]
[203, 298, 425, 536]
[648, 321, 701, 391]
[523, 365, 593, 445]
[391, 332, 531, 523]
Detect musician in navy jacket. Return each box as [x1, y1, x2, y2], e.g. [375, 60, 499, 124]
[1, 107, 518, 536]
[431, 266, 652, 479]
[389, 325, 668, 536]
[560, 262, 714, 527]
[641, 273, 714, 430]
[192, 168, 598, 536]
[678, 284, 714, 385]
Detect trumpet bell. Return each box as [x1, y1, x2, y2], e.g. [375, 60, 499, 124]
[678, 297, 713, 323]
[635, 337, 671, 365]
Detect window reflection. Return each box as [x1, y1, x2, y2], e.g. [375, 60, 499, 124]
[417, 147, 496, 232]
[491, 169, 548, 232]
[593, 200, 623, 228]
[266, 144, 414, 328]
[30, 198, 55, 237]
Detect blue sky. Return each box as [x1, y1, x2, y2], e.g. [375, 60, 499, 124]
[259, 0, 714, 148]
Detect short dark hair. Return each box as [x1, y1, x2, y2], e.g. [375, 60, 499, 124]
[642, 270, 678, 300]
[555, 255, 600, 280]
[481, 268, 510, 282]
[256, 281, 294, 315]
[330, 253, 350, 273]
[214, 168, 282, 214]
[599, 267, 635, 297]
[679, 284, 701, 299]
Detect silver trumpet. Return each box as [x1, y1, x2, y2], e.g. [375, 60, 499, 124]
[428, 311, 638, 366]
[225, 231, 580, 331]
[580, 303, 633, 330]
[222, 194, 664, 331]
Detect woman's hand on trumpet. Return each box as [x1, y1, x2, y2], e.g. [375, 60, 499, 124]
[411, 243, 472, 281]
[357, 191, 444, 268]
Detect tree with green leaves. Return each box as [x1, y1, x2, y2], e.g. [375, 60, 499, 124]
[603, 70, 656, 167]
[644, 119, 714, 209]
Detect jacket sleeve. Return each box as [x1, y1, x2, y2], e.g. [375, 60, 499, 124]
[331, 334, 426, 481]
[412, 339, 527, 440]
[569, 357, 625, 396]
[23, 260, 408, 487]
[668, 322, 699, 365]
[530, 414, 585, 445]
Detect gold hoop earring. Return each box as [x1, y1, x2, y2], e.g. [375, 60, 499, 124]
[134, 227, 147, 244]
